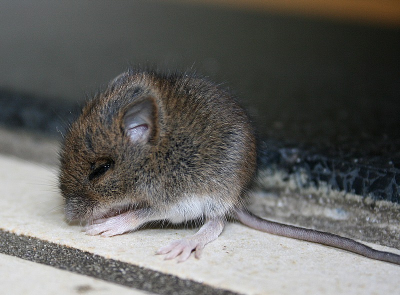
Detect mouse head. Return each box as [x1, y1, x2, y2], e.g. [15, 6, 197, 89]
[59, 72, 161, 221]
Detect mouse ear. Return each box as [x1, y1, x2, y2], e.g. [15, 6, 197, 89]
[123, 98, 157, 144]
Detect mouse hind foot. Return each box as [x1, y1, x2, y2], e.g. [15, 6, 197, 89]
[156, 219, 225, 262]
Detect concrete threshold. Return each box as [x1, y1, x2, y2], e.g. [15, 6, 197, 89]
[0, 154, 400, 295]
[0, 253, 150, 295]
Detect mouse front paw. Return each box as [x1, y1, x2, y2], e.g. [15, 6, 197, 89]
[84, 211, 138, 237]
[156, 239, 206, 262]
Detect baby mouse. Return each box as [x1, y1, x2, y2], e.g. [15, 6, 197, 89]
[60, 68, 400, 264]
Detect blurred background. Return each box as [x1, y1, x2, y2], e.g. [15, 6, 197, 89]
[0, 0, 399, 142]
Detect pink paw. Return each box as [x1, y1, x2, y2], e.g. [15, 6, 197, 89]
[156, 239, 205, 262]
[85, 212, 136, 237]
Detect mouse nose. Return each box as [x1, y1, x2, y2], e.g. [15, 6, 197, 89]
[64, 202, 80, 221]
[63, 192, 94, 221]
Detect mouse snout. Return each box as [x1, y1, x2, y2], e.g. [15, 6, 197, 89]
[64, 198, 86, 221]
[62, 190, 97, 221]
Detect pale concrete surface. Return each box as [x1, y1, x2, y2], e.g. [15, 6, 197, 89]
[0, 253, 151, 295]
[0, 154, 400, 295]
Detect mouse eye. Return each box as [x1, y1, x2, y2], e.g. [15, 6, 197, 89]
[89, 159, 114, 181]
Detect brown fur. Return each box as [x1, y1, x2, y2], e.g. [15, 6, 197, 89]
[59, 69, 257, 222]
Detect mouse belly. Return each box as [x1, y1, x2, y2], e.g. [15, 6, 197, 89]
[160, 195, 232, 224]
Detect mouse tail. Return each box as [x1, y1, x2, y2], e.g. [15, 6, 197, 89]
[234, 208, 400, 265]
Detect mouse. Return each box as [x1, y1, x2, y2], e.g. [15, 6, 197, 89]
[59, 68, 400, 264]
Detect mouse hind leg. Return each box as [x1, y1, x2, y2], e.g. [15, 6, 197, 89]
[156, 219, 225, 262]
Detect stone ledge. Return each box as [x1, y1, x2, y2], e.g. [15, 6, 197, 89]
[1, 154, 400, 295]
[0, 253, 145, 295]
[0, 231, 234, 295]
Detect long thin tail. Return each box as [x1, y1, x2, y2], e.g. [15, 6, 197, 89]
[235, 208, 400, 265]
